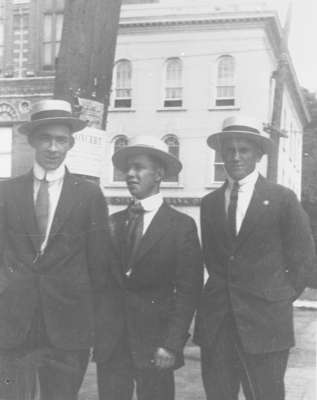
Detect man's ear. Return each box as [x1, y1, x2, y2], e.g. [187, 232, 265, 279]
[155, 167, 165, 182]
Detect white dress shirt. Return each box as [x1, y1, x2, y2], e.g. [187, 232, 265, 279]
[225, 169, 259, 234]
[137, 192, 163, 235]
[33, 162, 65, 252]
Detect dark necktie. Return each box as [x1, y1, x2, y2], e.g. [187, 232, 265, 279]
[227, 181, 239, 238]
[35, 175, 49, 245]
[126, 201, 145, 270]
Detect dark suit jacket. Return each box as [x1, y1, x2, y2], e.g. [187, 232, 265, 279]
[94, 202, 203, 369]
[194, 175, 315, 354]
[0, 170, 109, 350]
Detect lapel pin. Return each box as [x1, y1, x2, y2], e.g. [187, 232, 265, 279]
[263, 200, 270, 206]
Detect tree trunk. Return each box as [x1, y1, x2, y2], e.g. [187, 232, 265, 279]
[54, 0, 122, 127]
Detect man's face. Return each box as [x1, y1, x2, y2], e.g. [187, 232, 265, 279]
[125, 154, 162, 200]
[220, 137, 262, 181]
[29, 124, 74, 171]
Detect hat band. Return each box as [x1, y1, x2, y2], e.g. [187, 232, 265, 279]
[31, 110, 73, 121]
[223, 125, 260, 134]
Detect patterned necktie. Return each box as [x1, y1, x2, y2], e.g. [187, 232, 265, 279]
[35, 175, 49, 245]
[227, 181, 239, 238]
[126, 201, 145, 270]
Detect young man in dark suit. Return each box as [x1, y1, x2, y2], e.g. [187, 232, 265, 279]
[194, 115, 315, 400]
[95, 136, 203, 400]
[0, 100, 110, 399]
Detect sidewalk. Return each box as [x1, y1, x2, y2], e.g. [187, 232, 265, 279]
[80, 308, 316, 400]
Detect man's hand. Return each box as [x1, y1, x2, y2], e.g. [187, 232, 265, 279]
[153, 347, 176, 369]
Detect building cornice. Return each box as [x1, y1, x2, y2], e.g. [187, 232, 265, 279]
[119, 10, 310, 126]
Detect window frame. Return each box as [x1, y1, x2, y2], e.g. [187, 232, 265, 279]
[162, 134, 180, 184]
[40, 0, 65, 72]
[111, 134, 128, 183]
[112, 59, 133, 109]
[214, 55, 236, 108]
[163, 58, 183, 109]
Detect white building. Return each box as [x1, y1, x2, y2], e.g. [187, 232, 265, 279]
[103, 0, 309, 220]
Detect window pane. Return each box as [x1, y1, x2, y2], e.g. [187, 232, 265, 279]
[163, 135, 179, 182]
[166, 87, 182, 100]
[55, 13, 64, 41]
[43, 43, 53, 65]
[43, 14, 53, 41]
[166, 58, 182, 86]
[116, 61, 132, 90]
[113, 136, 128, 181]
[218, 56, 235, 83]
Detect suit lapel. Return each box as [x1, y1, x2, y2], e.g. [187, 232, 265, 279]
[235, 176, 270, 249]
[131, 203, 172, 267]
[204, 184, 231, 252]
[46, 172, 78, 244]
[15, 171, 41, 252]
[109, 210, 129, 285]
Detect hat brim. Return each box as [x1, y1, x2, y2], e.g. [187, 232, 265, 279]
[207, 130, 273, 154]
[112, 145, 182, 177]
[17, 117, 87, 135]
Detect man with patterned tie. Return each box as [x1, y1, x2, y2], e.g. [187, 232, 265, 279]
[194, 115, 315, 400]
[94, 136, 203, 400]
[0, 100, 110, 399]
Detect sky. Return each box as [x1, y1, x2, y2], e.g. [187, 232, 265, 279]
[266, 0, 317, 92]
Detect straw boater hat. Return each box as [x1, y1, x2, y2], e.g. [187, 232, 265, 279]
[18, 99, 87, 135]
[112, 135, 182, 177]
[207, 115, 273, 154]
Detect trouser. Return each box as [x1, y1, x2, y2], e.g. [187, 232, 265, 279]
[97, 337, 175, 400]
[200, 315, 289, 400]
[0, 305, 89, 400]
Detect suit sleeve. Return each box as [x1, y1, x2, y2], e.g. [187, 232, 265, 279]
[163, 217, 203, 353]
[281, 189, 316, 296]
[85, 185, 111, 292]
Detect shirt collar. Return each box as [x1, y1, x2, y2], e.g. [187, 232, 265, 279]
[227, 169, 259, 190]
[137, 192, 163, 212]
[33, 161, 66, 182]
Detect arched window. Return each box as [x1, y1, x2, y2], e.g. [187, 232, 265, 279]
[112, 135, 128, 181]
[163, 135, 180, 182]
[164, 58, 183, 108]
[114, 60, 132, 108]
[216, 55, 235, 107]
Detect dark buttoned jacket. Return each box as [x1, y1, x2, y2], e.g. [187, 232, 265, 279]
[94, 202, 203, 368]
[194, 175, 315, 354]
[0, 170, 109, 350]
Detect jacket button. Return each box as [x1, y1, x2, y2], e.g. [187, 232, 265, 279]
[229, 256, 235, 261]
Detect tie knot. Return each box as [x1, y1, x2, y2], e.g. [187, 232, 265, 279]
[129, 201, 145, 216]
[231, 181, 239, 191]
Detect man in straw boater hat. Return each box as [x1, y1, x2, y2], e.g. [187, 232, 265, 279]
[94, 136, 203, 400]
[0, 99, 111, 399]
[193, 115, 315, 400]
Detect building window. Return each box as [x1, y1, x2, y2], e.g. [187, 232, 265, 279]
[163, 135, 180, 182]
[112, 135, 128, 182]
[215, 55, 235, 107]
[214, 151, 226, 182]
[0, 2, 4, 74]
[164, 58, 183, 108]
[114, 60, 132, 108]
[42, 0, 65, 71]
[0, 126, 12, 178]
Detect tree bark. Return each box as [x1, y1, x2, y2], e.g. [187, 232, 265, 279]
[54, 0, 122, 125]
